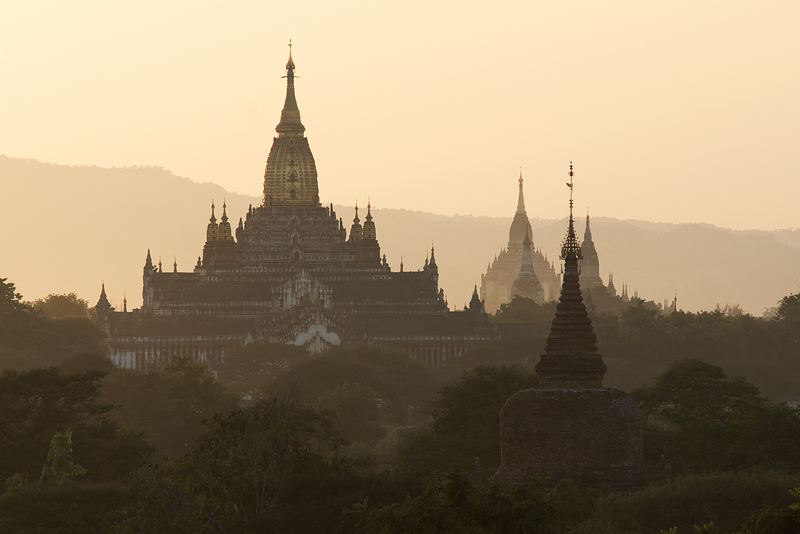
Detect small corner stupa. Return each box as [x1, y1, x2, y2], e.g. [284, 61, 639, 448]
[491, 163, 645, 491]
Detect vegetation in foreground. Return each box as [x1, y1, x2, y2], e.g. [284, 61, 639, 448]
[3, 276, 800, 532]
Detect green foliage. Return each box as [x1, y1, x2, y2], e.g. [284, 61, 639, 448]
[102, 355, 239, 458]
[741, 487, 800, 534]
[632, 359, 762, 421]
[0, 277, 29, 317]
[0, 367, 151, 487]
[269, 344, 434, 426]
[592, 302, 800, 397]
[395, 364, 538, 480]
[776, 288, 800, 323]
[319, 381, 387, 445]
[0, 279, 105, 371]
[492, 296, 558, 323]
[117, 394, 401, 534]
[570, 471, 800, 534]
[0, 481, 131, 533]
[216, 342, 308, 396]
[357, 466, 553, 534]
[632, 359, 800, 476]
[40, 430, 87, 483]
[29, 292, 94, 320]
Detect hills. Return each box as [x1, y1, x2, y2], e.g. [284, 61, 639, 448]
[3, 154, 800, 314]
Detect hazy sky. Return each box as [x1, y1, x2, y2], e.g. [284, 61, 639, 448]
[2, 1, 798, 229]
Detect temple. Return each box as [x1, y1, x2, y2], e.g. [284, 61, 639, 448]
[481, 171, 561, 312]
[492, 164, 645, 491]
[95, 49, 496, 370]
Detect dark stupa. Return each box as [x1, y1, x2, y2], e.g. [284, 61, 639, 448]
[491, 164, 644, 491]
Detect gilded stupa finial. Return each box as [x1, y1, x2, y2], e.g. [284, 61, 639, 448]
[560, 162, 581, 261]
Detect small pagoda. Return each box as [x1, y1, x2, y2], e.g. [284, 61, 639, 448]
[491, 164, 645, 491]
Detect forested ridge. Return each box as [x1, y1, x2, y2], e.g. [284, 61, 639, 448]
[2, 275, 800, 533]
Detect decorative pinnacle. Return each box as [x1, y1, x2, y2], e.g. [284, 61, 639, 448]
[567, 161, 575, 216]
[516, 167, 527, 213]
[210, 201, 216, 223]
[560, 162, 581, 261]
[286, 39, 294, 69]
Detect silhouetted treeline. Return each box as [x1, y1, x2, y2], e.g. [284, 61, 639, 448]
[494, 291, 800, 397]
[2, 276, 800, 532]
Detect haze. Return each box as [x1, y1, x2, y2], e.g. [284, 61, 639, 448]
[2, 1, 798, 230]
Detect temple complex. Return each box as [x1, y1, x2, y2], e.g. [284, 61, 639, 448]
[481, 172, 561, 313]
[95, 49, 496, 370]
[492, 165, 645, 491]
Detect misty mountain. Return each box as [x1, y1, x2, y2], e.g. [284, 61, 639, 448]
[3, 154, 800, 314]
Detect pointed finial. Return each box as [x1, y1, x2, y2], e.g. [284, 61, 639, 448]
[123, 291, 127, 313]
[210, 200, 216, 223]
[560, 162, 581, 261]
[516, 168, 526, 213]
[567, 161, 575, 216]
[173, 257, 178, 273]
[286, 39, 295, 69]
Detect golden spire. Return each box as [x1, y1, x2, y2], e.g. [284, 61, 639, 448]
[516, 167, 526, 214]
[276, 40, 304, 137]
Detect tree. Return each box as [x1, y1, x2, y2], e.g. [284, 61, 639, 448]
[40, 430, 86, 483]
[267, 344, 434, 427]
[356, 466, 553, 534]
[631, 359, 800, 476]
[570, 471, 800, 534]
[0, 279, 105, 371]
[741, 488, 800, 534]
[0, 278, 29, 317]
[30, 292, 93, 320]
[318, 381, 386, 445]
[216, 342, 308, 397]
[116, 394, 371, 534]
[631, 358, 761, 421]
[395, 364, 538, 480]
[776, 289, 800, 323]
[0, 367, 151, 486]
[101, 355, 239, 457]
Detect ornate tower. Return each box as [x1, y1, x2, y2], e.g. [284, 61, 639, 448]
[580, 211, 604, 289]
[535, 170, 606, 389]
[481, 170, 560, 312]
[508, 170, 533, 251]
[262, 45, 320, 207]
[493, 163, 644, 491]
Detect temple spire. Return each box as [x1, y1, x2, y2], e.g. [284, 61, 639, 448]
[536, 163, 606, 389]
[275, 40, 305, 137]
[516, 167, 526, 214]
[584, 208, 593, 242]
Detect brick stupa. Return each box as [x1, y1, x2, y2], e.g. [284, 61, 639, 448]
[491, 164, 645, 491]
